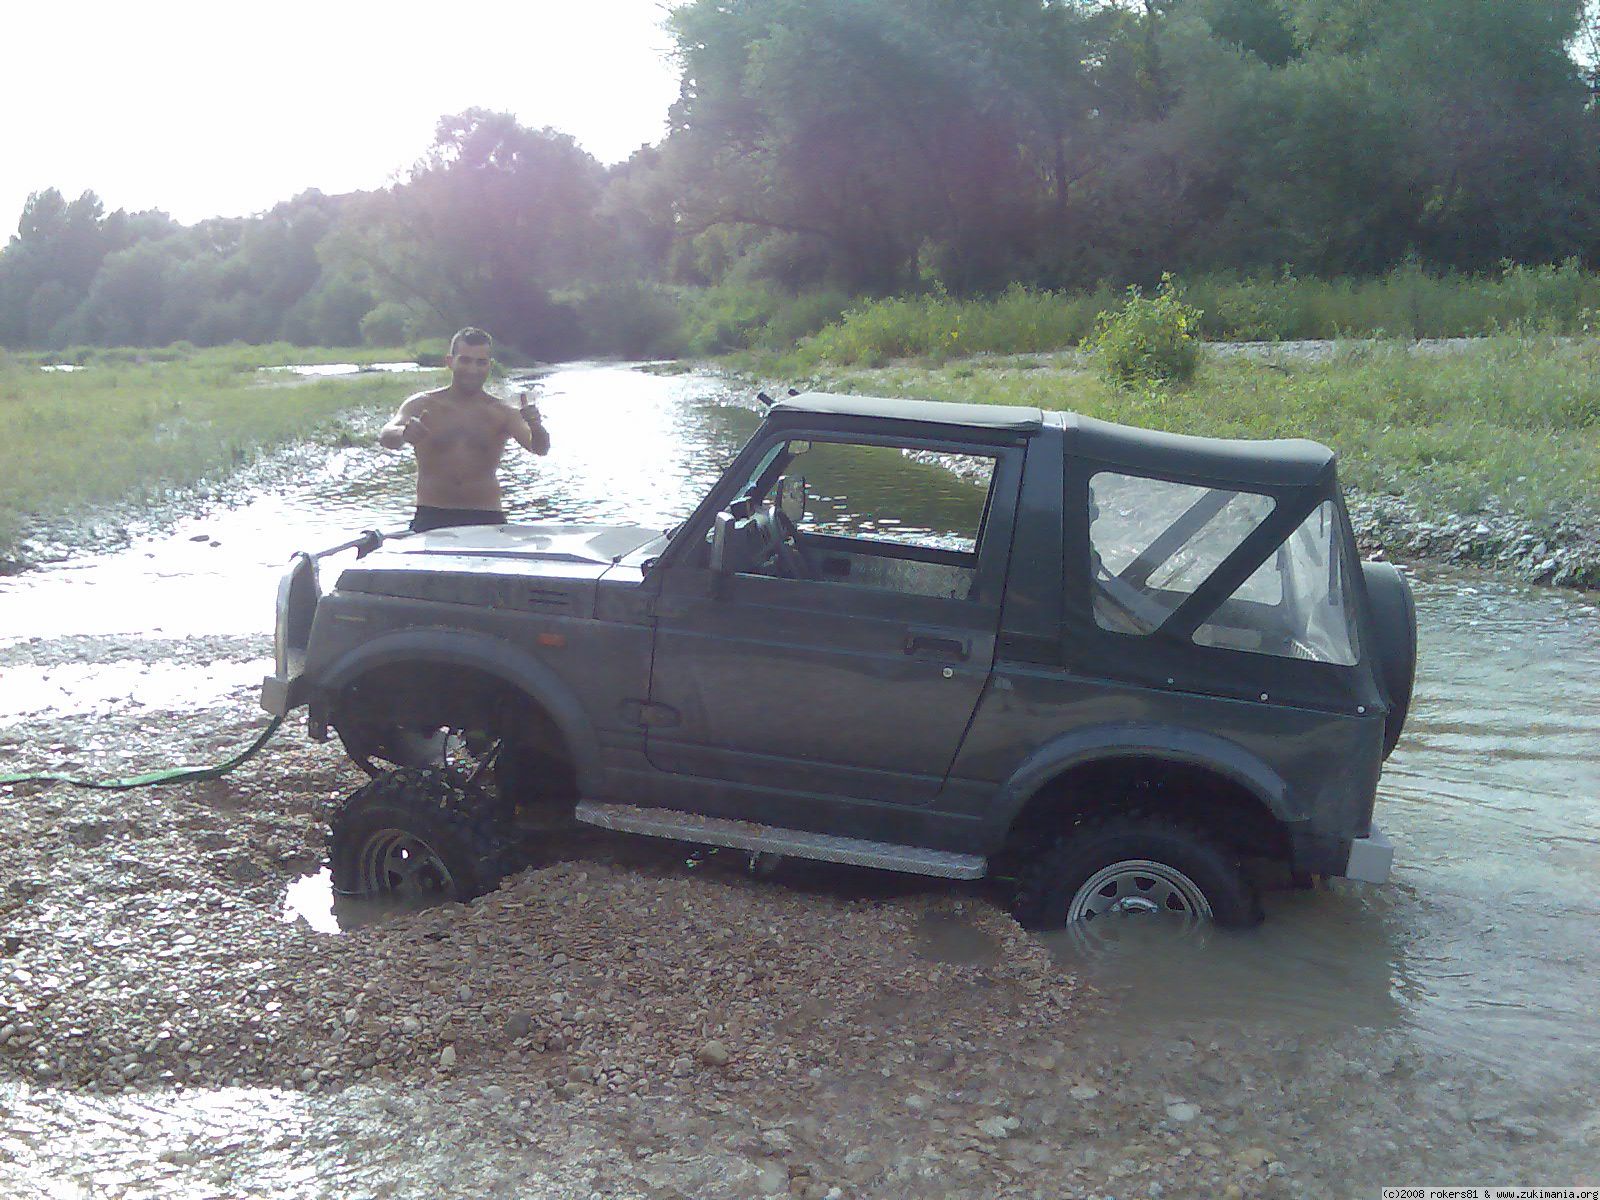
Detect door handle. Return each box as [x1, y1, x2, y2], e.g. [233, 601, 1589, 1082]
[904, 631, 969, 660]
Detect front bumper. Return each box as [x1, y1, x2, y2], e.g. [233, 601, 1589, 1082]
[261, 548, 322, 716]
[260, 654, 307, 716]
[1342, 823, 1394, 885]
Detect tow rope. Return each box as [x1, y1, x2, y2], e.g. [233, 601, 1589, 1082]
[0, 716, 285, 791]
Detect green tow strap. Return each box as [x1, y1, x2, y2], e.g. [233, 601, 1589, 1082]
[0, 716, 285, 791]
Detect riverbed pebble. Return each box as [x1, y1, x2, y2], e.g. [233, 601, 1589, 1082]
[4, 640, 1598, 1196]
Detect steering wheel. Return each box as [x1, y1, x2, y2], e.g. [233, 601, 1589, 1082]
[769, 506, 814, 580]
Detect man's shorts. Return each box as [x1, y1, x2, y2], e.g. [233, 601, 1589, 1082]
[410, 505, 507, 533]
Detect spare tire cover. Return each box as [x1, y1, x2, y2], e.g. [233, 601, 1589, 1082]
[1361, 561, 1417, 757]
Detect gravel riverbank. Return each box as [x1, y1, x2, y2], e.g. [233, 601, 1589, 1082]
[4, 673, 1598, 1197]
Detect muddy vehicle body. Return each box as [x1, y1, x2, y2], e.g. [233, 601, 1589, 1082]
[263, 393, 1414, 927]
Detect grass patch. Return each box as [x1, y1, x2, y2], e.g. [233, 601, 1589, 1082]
[797, 283, 1115, 366]
[765, 261, 1600, 369]
[749, 335, 1600, 526]
[25, 342, 436, 371]
[0, 345, 440, 558]
[559, 282, 855, 358]
[539, 263, 1600, 365]
[1183, 260, 1600, 341]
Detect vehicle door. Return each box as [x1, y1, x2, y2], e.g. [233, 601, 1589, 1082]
[645, 431, 1022, 807]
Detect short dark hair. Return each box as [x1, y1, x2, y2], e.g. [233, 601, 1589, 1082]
[450, 327, 492, 355]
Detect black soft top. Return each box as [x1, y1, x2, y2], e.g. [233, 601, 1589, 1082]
[770, 391, 1043, 433]
[768, 391, 1334, 490]
[1059, 413, 1336, 490]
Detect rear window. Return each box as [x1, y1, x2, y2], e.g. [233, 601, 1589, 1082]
[1088, 472, 1276, 636]
[1195, 501, 1360, 665]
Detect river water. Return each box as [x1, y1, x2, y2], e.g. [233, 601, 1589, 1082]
[2, 361, 1598, 1188]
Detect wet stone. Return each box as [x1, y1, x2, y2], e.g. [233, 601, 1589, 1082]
[697, 1040, 731, 1068]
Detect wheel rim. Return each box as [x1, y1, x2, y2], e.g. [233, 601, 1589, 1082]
[1067, 859, 1214, 923]
[354, 827, 458, 898]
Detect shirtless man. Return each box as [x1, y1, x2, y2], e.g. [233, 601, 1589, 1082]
[379, 327, 550, 532]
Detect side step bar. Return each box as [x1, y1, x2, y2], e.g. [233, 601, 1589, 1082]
[574, 801, 987, 880]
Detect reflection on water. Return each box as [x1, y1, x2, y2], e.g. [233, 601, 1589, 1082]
[1042, 569, 1600, 1084]
[0, 364, 1017, 644]
[282, 868, 341, 935]
[260, 362, 432, 377]
[1036, 894, 1405, 1038]
[281, 868, 444, 935]
[0, 661, 263, 726]
[0, 364, 761, 643]
[791, 442, 993, 552]
[0, 1081, 325, 1195]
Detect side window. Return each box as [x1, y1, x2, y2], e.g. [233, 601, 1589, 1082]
[795, 442, 995, 554]
[739, 440, 998, 600]
[1089, 472, 1275, 635]
[1195, 501, 1360, 665]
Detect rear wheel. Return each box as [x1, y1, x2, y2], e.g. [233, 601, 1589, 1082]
[1011, 814, 1262, 930]
[330, 767, 515, 903]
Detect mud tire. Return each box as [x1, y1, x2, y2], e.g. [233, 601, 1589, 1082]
[330, 767, 515, 903]
[1010, 813, 1262, 930]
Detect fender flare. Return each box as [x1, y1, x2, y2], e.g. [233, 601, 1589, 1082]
[315, 628, 600, 793]
[992, 721, 1294, 829]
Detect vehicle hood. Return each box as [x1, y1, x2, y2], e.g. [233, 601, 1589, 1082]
[375, 522, 665, 566]
[330, 522, 667, 612]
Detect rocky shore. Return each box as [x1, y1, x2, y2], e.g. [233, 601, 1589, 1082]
[1350, 491, 1600, 590]
[4, 687, 1597, 1197]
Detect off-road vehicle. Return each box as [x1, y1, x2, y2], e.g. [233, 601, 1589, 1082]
[262, 392, 1413, 928]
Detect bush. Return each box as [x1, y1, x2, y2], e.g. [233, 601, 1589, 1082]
[1092, 277, 1203, 387]
[677, 283, 786, 354]
[408, 340, 450, 368]
[360, 302, 418, 347]
[662, 283, 854, 356]
[761, 289, 852, 347]
[570, 284, 686, 358]
[798, 283, 1115, 365]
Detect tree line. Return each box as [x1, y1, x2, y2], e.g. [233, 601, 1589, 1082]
[4, 0, 1598, 358]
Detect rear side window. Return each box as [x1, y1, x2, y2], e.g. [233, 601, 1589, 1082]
[1195, 501, 1360, 665]
[1088, 472, 1275, 636]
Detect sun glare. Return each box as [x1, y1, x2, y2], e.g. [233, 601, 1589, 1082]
[0, 0, 681, 226]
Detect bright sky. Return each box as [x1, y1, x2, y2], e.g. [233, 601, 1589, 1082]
[1, 0, 683, 230]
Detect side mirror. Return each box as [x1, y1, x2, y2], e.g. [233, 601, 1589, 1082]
[708, 512, 734, 574]
[776, 476, 807, 527]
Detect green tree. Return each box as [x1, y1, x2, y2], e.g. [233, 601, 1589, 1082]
[1197, 0, 1299, 66]
[0, 189, 125, 346]
[663, 0, 1104, 293]
[326, 109, 605, 356]
[80, 240, 174, 345]
[1068, 0, 1599, 277]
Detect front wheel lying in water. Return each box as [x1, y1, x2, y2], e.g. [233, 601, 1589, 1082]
[1010, 814, 1263, 930]
[330, 767, 515, 903]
